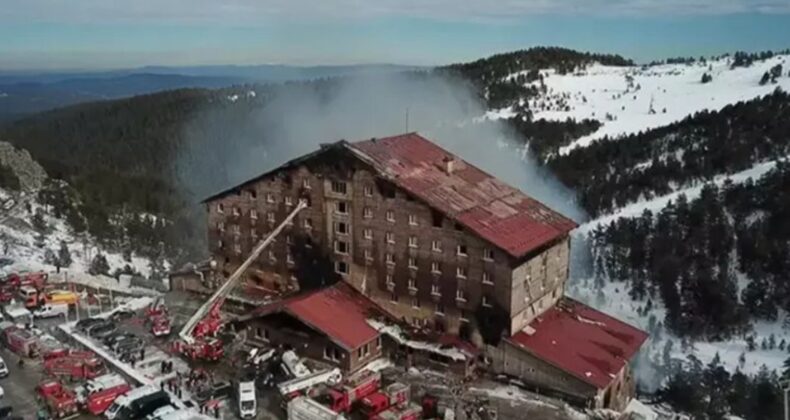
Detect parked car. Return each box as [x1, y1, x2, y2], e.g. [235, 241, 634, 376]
[90, 324, 117, 340]
[76, 318, 105, 332]
[84, 319, 113, 335]
[113, 337, 144, 355]
[103, 332, 135, 347]
[110, 310, 135, 323]
[0, 356, 8, 378]
[194, 381, 232, 403]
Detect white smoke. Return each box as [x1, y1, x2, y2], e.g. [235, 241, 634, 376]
[175, 72, 586, 224]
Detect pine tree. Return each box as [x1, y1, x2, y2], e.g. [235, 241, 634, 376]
[760, 72, 771, 85]
[780, 339, 786, 351]
[701, 72, 713, 84]
[58, 241, 72, 268]
[769, 334, 776, 350]
[89, 253, 110, 276]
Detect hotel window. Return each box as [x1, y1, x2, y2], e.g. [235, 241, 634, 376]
[460, 310, 470, 322]
[335, 201, 348, 215]
[286, 253, 294, 264]
[267, 212, 275, 223]
[436, 303, 445, 315]
[217, 203, 224, 213]
[233, 243, 241, 254]
[386, 232, 394, 244]
[408, 236, 418, 248]
[386, 275, 394, 288]
[335, 240, 348, 255]
[390, 293, 398, 303]
[324, 346, 340, 362]
[247, 190, 257, 199]
[411, 298, 420, 309]
[268, 250, 276, 262]
[456, 267, 467, 279]
[335, 261, 349, 275]
[251, 229, 258, 239]
[363, 229, 373, 240]
[363, 207, 373, 219]
[285, 197, 293, 207]
[302, 178, 310, 189]
[431, 262, 441, 274]
[456, 288, 467, 302]
[364, 249, 373, 261]
[363, 185, 373, 197]
[335, 222, 348, 235]
[331, 181, 347, 194]
[232, 207, 240, 216]
[457, 244, 468, 257]
[431, 284, 441, 296]
[217, 221, 225, 232]
[250, 209, 258, 220]
[286, 235, 292, 244]
[482, 271, 494, 285]
[483, 248, 494, 261]
[408, 214, 418, 226]
[408, 257, 417, 269]
[385, 253, 395, 265]
[408, 278, 416, 290]
[217, 240, 224, 249]
[482, 295, 493, 307]
[431, 240, 442, 252]
[266, 193, 274, 203]
[386, 210, 395, 222]
[303, 218, 313, 229]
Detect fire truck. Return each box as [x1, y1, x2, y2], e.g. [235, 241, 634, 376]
[4, 271, 48, 289]
[3, 325, 39, 357]
[36, 380, 79, 419]
[44, 350, 104, 380]
[373, 403, 423, 420]
[278, 368, 344, 403]
[319, 371, 382, 413]
[85, 383, 133, 415]
[175, 200, 307, 361]
[151, 314, 171, 337]
[358, 383, 410, 419]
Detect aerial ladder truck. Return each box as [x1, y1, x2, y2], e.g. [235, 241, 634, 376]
[174, 200, 308, 361]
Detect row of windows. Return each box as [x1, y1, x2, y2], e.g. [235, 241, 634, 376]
[217, 216, 313, 235]
[389, 293, 493, 312]
[385, 274, 494, 304]
[217, 194, 305, 217]
[331, 181, 393, 200]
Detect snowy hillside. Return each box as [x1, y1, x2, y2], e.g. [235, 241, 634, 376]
[487, 54, 789, 154]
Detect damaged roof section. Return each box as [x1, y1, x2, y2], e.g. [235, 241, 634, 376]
[508, 298, 648, 389]
[242, 283, 382, 351]
[348, 133, 577, 258]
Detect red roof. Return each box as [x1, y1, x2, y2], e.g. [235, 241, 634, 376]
[249, 283, 381, 350]
[508, 298, 648, 389]
[349, 133, 577, 258]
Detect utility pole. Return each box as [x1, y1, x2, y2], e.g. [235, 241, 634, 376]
[405, 107, 409, 132]
[782, 379, 790, 420]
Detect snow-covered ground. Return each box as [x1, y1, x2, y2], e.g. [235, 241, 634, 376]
[488, 54, 790, 154]
[0, 187, 157, 287]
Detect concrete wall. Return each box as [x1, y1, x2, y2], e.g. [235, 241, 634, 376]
[507, 238, 570, 335]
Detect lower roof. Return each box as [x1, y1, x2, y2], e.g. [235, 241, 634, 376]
[508, 298, 648, 389]
[246, 282, 381, 351]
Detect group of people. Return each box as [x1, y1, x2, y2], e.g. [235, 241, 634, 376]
[159, 367, 222, 419]
[119, 348, 146, 367]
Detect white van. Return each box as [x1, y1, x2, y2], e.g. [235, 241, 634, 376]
[32, 303, 69, 319]
[75, 373, 126, 403]
[238, 380, 256, 419]
[105, 385, 157, 420]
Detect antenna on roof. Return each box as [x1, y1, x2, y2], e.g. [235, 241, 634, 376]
[405, 107, 409, 133]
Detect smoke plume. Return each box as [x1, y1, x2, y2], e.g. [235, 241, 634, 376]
[175, 72, 585, 225]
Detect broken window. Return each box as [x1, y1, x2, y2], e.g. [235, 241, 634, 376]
[335, 222, 348, 235]
[248, 190, 257, 199]
[335, 201, 348, 215]
[217, 203, 225, 213]
[431, 210, 443, 228]
[335, 261, 348, 275]
[331, 181, 347, 194]
[483, 248, 494, 261]
[456, 244, 468, 257]
[335, 240, 348, 255]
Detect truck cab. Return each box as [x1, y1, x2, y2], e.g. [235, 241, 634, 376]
[32, 304, 69, 319]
